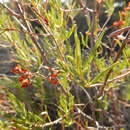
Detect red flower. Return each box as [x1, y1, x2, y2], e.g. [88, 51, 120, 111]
[11, 65, 33, 88]
[11, 65, 22, 74]
[18, 76, 25, 83]
[124, 2, 130, 11]
[19, 73, 32, 82]
[11, 65, 30, 74]
[125, 7, 130, 11]
[48, 78, 59, 85]
[50, 73, 58, 78]
[21, 68, 30, 73]
[120, 11, 127, 17]
[128, 2, 130, 7]
[96, 0, 103, 4]
[21, 79, 30, 88]
[48, 73, 59, 85]
[113, 20, 125, 27]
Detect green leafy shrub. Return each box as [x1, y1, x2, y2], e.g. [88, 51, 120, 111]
[0, 0, 130, 129]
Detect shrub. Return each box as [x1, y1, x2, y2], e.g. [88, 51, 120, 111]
[0, 0, 130, 129]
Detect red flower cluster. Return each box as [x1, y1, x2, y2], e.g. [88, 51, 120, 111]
[113, 20, 125, 27]
[11, 65, 33, 88]
[112, 2, 130, 27]
[120, 11, 127, 17]
[96, 0, 103, 4]
[125, 2, 130, 11]
[48, 72, 59, 85]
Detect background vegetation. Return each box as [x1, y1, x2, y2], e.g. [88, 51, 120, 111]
[0, 0, 130, 129]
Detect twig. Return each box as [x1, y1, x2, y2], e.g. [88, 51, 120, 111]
[42, 117, 63, 129]
[90, 0, 96, 48]
[105, 30, 130, 82]
[80, 86, 97, 121]
[80, 86, 92, 102]
[31, 7, 65, 61]
[1, 2, 51, 66]
[0, 28, 52, 37]
[96, 30, 130, 97]
[16, 2, 49, 65]
[77, 108, 99, 127]
[97, 14, 111, 38]
[90, 70, 130, 87]
[109, 26, 130, 38]
[108, 70, 130, 83]
[0, 3, 39, 23]
[60, 7, 95, 13]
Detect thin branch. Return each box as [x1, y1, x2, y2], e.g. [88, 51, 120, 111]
[0, 28, 52, 37]
[109, 26, 130, 38]
[1, 3, 48, 65]
[31, 7, 65, 61]
[108, 70, 130, 83]
[60, 7, 95, 13]
[97, 14, 111, 37]
[104, 30, 130, 83]
[42, 117, 63, 129]
[0, 3, 39, 23]
[77, 108, 99, 127]
[90, 70, 130, 88]
[95, 30, 130, 97]
[16, 2, 49, 65]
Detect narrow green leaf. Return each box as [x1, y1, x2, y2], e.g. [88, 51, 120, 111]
[74, 31, 83, 80]
[91, 61, 119, 84]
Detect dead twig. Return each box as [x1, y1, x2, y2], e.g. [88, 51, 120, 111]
[96, 29, 130, 98]
[60, 7, 95, 13]
[109, 26, 130, 38]
[16, 1, 49, 65]
[77, 108, 99, 127]
[0, 3, 39, 23]
[90, 70, 130, 88]
[31, 7, 65, 61]
[42, 117, 63, 129]
[0, 28, 51, 37]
